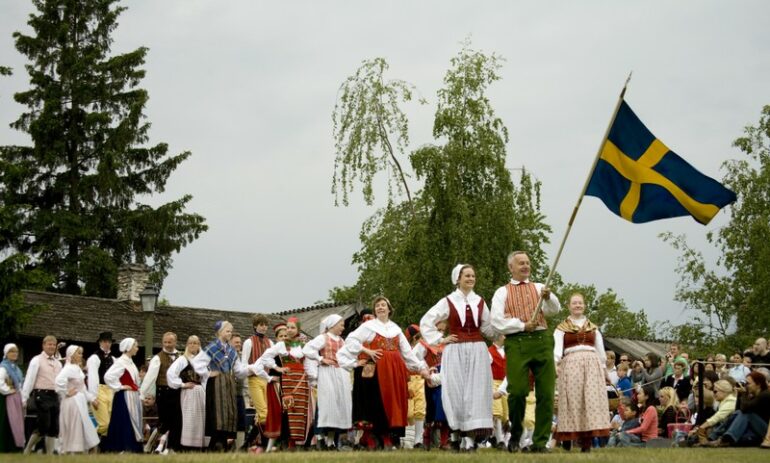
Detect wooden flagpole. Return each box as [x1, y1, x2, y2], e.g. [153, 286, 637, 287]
[531, 72, 633, 320]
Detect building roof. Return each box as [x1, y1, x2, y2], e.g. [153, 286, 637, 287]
[604, 336, 670, 360]
[276, 301, 364, 338]
[19, 290, 286, 347]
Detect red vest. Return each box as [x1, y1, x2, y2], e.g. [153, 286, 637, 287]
[447, 297, 485, 343]
[489, 345, 506, 380]
[504, 282, 547, 328]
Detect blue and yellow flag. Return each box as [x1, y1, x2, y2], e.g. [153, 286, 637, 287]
[586, 101, 736, 224]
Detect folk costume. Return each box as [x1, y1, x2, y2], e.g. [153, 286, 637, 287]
[242, 330, 273, 426]
[338, 315, 428, 447]
[490, 276, 561, 450]
[102, 338, 143, 453]
[21, 344, 63, 454]
[553, 316, 610, 448]
[302, 315, 352, 436]
[201, 323, 251, 450]
[250, 323, 288, 452]
[421, 284, 495, 441]
[55, 346, 100, 453]
[86, 332, 115, 436]
[0, 344, 25, 452]
[253, 334, 312, 448]
[141, 346, 182, 450]
[489, 342, 509, 446]
[167, 351, 210, 449]
[404, 325, 427, 448]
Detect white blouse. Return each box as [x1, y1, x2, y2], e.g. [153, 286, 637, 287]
[55, 363, 96, 402]
[420, 289, 495, 345]
[553, 316, 606, 365]
[104, 355, 141, 397]
[336, 319, 427, 372]
[166, 353, 210, 389]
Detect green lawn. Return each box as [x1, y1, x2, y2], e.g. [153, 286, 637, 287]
[1, 448, 767, 462]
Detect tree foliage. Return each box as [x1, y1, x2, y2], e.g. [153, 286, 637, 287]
[0, 0, 207, 297]
[662, 104, 770, 352]
[331, 57, 424, 211]
[332, 44, 552, 324]
[0, 254, 52, 339]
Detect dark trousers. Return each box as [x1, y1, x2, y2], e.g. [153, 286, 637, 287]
[724, 411, 769, 446]
[156, 386, 182, 450]
[504, 330, 555, 450]
[30, 390, 59, 437]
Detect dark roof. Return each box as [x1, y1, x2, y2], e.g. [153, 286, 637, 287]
[276, 301, 364, 338]
[604, 336, 670, 360]
[19, 290, 285, 347]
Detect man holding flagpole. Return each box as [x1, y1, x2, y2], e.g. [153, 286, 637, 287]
[490, 251, 560, 453]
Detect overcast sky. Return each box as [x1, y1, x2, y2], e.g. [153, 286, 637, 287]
[2, 1, 768, 329]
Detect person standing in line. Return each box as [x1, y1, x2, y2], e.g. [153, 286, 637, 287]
[55, 345, 100, 454]
[490, 251, 561, 453]
[102, 338, 143, 453]
[21, 335, 63, 454]
[404, 325, 427, 449]
[489, 333, 509, 450]
[241, 314, 273, 448]
[140, 332, 182, 452]
[0, 344, 25, 452]
[337, 297, 431, 450]
[420, 264, 496, 451]
[86, 332, 115, 437]
[303, 314, 352, 449]
[229, 332, 248, 450]
[201, 320, 254, 451]
[251, 323, 290, 453]
[553, 293, 610, 453]
[166, 335, 210, 450]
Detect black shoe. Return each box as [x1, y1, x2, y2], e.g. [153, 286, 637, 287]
[581, 447, 591, 453]
[450, 440, 461, 453]
[496, 442, 506, 451]
[507, 441, 520, 453]
[530, 446, 550, 453]
[413, 443, 424, 450]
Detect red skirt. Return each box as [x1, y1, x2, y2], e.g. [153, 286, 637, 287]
[376, 350, 410, 428]
[264, 381, 282, 439]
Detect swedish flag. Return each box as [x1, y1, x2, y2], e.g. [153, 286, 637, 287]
[586, 101, 736, 224]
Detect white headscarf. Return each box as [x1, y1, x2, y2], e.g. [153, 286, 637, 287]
[3, 343, 17, 358]
[65, 344, 80, 363]
[321, 314, 343, 334]
[119, 337, 136, 353]
[451, 264, 467, 286]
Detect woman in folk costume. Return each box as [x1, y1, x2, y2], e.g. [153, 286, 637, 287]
[553, 293, 610, 453]
[338, 296, 431, 450]
[102, 338, 143, 453]
[253, 318, 313, 450]
[249, 323, 289, 452]
[0, 344, 25, 452]
[201, 320, 253, 451]
[55, 345, 100, 453]
[347, 309, 381, 449]
[404, 325, 427, 449]
[419, 264, 495, 451]
[166, 335, 210, 449]
[302, 314, 352, 449]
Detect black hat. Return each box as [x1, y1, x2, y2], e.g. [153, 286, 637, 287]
[97, 332, 113, 343]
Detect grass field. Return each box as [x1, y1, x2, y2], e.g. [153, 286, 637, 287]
[1, 448, 766, 463]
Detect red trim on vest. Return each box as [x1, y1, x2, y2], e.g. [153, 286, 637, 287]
[562, 330, 596, 350]
[447, 297, 485, 343]
[504, 282, 547, 328]
[249, 334, 272, 364]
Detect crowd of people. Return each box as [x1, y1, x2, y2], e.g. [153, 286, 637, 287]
[1, 250, 769, 454]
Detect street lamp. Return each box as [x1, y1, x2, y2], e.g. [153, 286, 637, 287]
[140, 284, 159, 361]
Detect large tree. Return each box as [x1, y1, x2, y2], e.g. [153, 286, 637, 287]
[662, 104, 770, 352]
[0, 0, 207, 296]
[331, 44, 552, 323]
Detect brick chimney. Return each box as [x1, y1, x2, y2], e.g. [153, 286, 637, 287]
[117, 263, 151, 302]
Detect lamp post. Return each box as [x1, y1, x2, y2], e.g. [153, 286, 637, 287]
[140, 284, 159, 362]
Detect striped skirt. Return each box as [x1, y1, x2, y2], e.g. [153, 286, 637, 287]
[180, 385, 207, 448]
[205, 374, 237, 434]
[281, 366, 312, 445]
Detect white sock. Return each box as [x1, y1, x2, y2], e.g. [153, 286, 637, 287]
[494, 419, 504, 443]
[266, 438, 275, 453]
[325, 433, 335, 447]
[463, 436, 474, 449]
[451, 431, 459, 442]
[414, 420, 425, 446]
[44, 436, 56, 454]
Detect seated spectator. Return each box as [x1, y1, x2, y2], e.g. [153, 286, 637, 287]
[747, 338, 770, 369]
[728, 353, 750, 384]
[607, 402, 640, 447]
[704, 355, 716, 374]
[616, 385, 658, 447]
[657, 387, 679, 436]
[707, 371, 770, 447]
[693, 380, 736, 445]
[662, 360, 692, 402]
[714, 354, 728, 377]
[617, 363, 633, 398]
[630, 352, 666, 397]
[691, 386, 716, 426]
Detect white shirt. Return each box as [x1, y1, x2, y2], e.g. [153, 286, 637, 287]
[21, 353, 61, 403]
[55, 363, 96, 402]
[490, 279, 561, 335]
[166, 353, 210, 389]
[553, 316, 607, 365]
[420, 289, 495, 345]
[104, 355, 142, 398]
[0, 366, 18, 395]
[140, 350, 178, 398]
[241, 336, 274, 365]
[251, 341, 304, 382]
[86, 351, 115, 396]
[336, 319, 427, 372]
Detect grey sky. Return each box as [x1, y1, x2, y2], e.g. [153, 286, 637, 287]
[1, 1, 768, 328]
